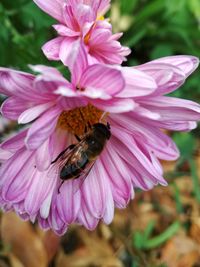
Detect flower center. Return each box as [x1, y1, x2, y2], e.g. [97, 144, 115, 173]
[57, 104, 107, 136]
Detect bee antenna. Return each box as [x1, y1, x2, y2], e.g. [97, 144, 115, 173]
[99, 112, 107, 122]
[79, 108, 91, 130]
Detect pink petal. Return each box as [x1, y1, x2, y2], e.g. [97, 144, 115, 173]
[1, 129, 28, 153]
[47, 205, 68, 235]
[63, 3, 80, 31]
[81, 162, 107, 219]
[139, 96, 200, 121]
[0, 149, 13, 162]
[25, 106, 61, 150]
[96, 0, 111, 16]
[117, 67, 157, 98]
[4, 161, 35, 203]
[93, 98, 135, 113]
[35, 138, 53, 171]
[53, 24, 80, 37]
[78, 200, 99, 230]
[135, 63, 185, 95]
[80, 64, 125, 97]
[110, 113, 180, 161]
[101, 147, 133, 208]
[0, 68, 34, 98]
[0, 148, 34, 200]
[42, 37, 64, 61]
[1, 97, 31, 120]
[33, 0, 64, 23]
[30, 65, 67, 83]
[150, 55, 199, 77]
[24, 170, 56, 216]
[56, 180, 81, 224]
[112, 127, 166, 184]
[18, 102, 55, 124]
[75, 4, 95, 27]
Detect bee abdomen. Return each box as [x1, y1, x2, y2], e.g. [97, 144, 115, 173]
[60, 153, 89, 180]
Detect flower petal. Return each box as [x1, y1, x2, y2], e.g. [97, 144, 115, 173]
[18, 102, 55, 124]
[25, 106, 61, 150]
[35, 138, 53, 171]
[80, 64, 125, 97]
[81, 162, 107, 219]
[0, 68, 34, 98]
[117, 67, 157, 98]
[42, 37, 64, 61]
[1, 97, 31, 120]
[135, 63, 186, 95]
[53, 24, 80, 37]
[56, 180, 81, 224]
[93, 98, 135, 113]
[139, 96, 200, 121]
[150, 55, 199, 77]
[1, 129, 28, 153]
[101, 147, 133, 208]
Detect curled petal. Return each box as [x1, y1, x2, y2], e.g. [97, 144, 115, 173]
[150, 55, 199, 77]
[135, 63, 186, 95]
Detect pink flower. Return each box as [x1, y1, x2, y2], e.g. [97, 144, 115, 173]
[0, 55, 199, 235]
[33, 0, 130, 66]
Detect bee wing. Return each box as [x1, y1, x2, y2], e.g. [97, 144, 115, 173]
[72, 160, 96, 193]
[47, 148, 75, 180]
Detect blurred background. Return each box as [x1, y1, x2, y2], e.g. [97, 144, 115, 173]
[0, 0, 200, 266]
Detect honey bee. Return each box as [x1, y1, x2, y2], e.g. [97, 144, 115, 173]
[50, 122, 111, 193]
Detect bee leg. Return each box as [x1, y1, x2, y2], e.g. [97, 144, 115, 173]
[88, 121, 91, 129]
[58, 180, 65, 194]
[51, 144, 75, 164]
[75, 134, 81, 142]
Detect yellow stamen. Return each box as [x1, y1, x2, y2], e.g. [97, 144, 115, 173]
[98, 15, 105, 21]
[84, 16, 105, 45]
[57, 104, 107, 136]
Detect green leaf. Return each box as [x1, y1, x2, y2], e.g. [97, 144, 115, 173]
[144, 221, 180, 249]
[188, 0, 200, 21]
[150, 44, 174, 60]
[189, 159, 200, 203]
[173, 132, 196, 160]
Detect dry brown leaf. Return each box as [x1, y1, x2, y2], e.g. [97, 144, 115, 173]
[37, 228, 60, 262]
[1, 212, 48, 267]
[9, 253, 25, 267]
[56, 249, 123, 267]
[55, 227, 123, 267]
[161, 233, 200, 267]
[190, 218, 200, 244]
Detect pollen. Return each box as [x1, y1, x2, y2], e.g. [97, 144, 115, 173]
[57, 104, 107, 136]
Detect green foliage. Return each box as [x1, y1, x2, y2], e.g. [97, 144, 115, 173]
[114, 0, 200, 102]
[0, 1, 62, 72]
[133, 221, 180, 250]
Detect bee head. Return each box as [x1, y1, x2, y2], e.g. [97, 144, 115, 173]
[93, 123, 111, 140]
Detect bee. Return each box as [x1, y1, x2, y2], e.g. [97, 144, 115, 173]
[50, 122, 111, 193]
